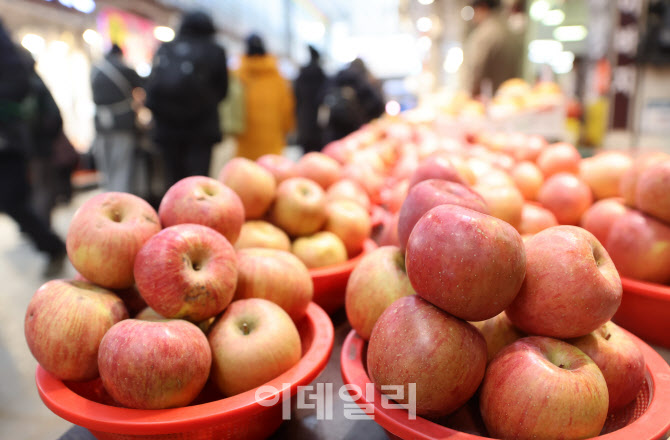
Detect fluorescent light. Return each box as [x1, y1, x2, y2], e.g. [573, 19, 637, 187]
[153, 26, 175, 42]
[528, 39, 563, 64]
[529, 0, 550, 21]
[21, 33, 45, 55]
[82, 29, 102, 46]
[553, 25, 588, 42]
[418, 0, 434, 4]
[461, 6, 475, 21]
[542, 10, 565, 26]
[416, 17, 433, 33]
[72, 0, 95, 13]
[443, 46, 464, 73]
[386, 100, 401, 116]
[551, 50, 575, 74]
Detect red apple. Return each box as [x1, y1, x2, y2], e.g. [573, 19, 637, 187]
[25, 280, 128, 381]
[66, 192, 161, 289]
[134, 224, 238, 322]
[579, 151, 633, 200]
[518, 202, 558, 235]
[515, 134, 547, 162]
[511, 161, 544, 200]
[375, 211, 400, 247]
[536, 142, 581, 177]
[367, 295, 487, 418]
[408, 154, 467, 188]
[635, 159, 670, 223]
[397, 179, 489, 253]
[620, 152, 670, 206]
[345, 246, 416, 340]
[234, 220, 291, 252]
[256, 154, 296, 183]
[470, 312, 526, 363]
[98, 319, 211, 409]
[569, 321, 646, 411]
[270, 177, 327, 237]
[537, 172, 593, 225]
[506, 226, 622, 338]
[341, 163, 385, 204]
[606, 209, 670, 283]
[580, 198, 629, 245]
[218, 157, 276, 219]
[291, 231, 348, 269]
[159, 176, 245, 244]
[406, 204, 526, 321]
[324, 199, 372, 257]
[471, 183, 524, 230]
[325, 179, 371, 211]
[234, 248, 313, 321]
[294, 152, 342, 189]
[208, 298, 302, 396]
[480, 336, 609, 440]
[379, 178, 409, 214]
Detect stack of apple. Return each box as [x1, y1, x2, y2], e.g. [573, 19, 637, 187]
[218, 152, 373, 269]
[24, 176, 319, 410]
[347, 192, 648, 438]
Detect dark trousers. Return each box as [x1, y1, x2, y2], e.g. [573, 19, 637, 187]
[159, 142, 213, 192]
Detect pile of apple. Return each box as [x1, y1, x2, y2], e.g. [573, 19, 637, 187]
[218, 151, 372, 269]
[24, 173, 323, 409]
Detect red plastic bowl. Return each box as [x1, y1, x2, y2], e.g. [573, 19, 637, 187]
[36, 302, 334, 440]
[613, 276, 670, 349]
[310, 239, 377, 314]
[340, 329, 670, 440]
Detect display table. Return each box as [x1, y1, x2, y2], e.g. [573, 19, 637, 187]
[57, 310, 389, 440]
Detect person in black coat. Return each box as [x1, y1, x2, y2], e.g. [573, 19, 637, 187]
[145, 10, 228, 192]
[294, 45, 327, 153]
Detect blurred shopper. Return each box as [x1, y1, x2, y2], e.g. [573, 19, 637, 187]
[234, 33, 295, 160]
[462, 0, 524, 97]
[145, 10, 228, 192]
[91, 44, 145, 196]
[294, 45, 327, 153]
[320, 58, 385, 144]
[0, 21, 66, 276]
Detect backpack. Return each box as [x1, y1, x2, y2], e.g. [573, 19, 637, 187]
[321, 85, 365, 134]
[145, 40, 215, 124]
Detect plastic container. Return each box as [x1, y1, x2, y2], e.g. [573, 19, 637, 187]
[310, 239, 377, 314]
[36, 302, 334, 440]
[613, 276, 670, 349]
[340, 329, 670, 440]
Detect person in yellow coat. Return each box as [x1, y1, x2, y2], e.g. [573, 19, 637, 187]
[234, 34, 295, 160]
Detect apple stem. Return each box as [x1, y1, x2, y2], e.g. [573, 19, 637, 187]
[242, 322, 250, 335]
[604, 333, 611, 340]
[558, 364, 565, 369]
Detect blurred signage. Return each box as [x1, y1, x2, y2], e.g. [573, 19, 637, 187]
[611, 0, 642, 129]
[97, 8, 157, 70]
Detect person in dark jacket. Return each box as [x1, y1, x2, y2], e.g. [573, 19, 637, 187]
[0, 21, 66, 277]
[91, 43, 144, 195]
[145, 10, 228, 192]
[294, 45, 327, 153]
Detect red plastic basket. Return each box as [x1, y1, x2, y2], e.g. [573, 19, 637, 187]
[613, 276, 670, 349]
[310, 239, 377, 314]
[340, 329, 670, 440]
[36, 302, 334, 440]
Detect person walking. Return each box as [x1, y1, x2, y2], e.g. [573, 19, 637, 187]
[234, 33, 295, 160]
[293, 45, 327, 154]
[145, 10, 228, 192]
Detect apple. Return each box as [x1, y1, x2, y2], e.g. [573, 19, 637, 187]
[294, 152, 342, 189]
[367, 295, 487, 418]
[324, 199, 372, 257]
[536, 142, 581, 177]
[159, 176, 245, 244]
[234, 220, 291, 252]
[135, 306, 164, 321]
[325, 179, 371, 211]
[291, 231, 348, 269]
[449, 155, 477, 185]
[480, 336, 609, 440]
[579, 151, 632, 200]
[66, 192, 161, 289]
[345, 246, 416, 340]
[506, 226, 622, 338]
[537, 172, 593, 225]
[375, 211, 400, 247]
[511, 161, 544, 200]
[270, 177, 327, 237]
[471, 183, 524, 230]
[470, 312, 526, 363]
[620, 152, 670, 206]
[515, 134, 547, 162]
[518, 202, 558, 235]
[569, 321, 646, 411]
[580, 198, 629, 245]
[406, 204, 526, 321]
[635, 159, 670, 224]
[25, 280, 128, 381]
[256, 154, 296, 183]
[134, 224, 238, 322]
[98, 319, 211, 409]
[112, 285, 148, 318]
[606, 209, 670, 283]
[341, 162, 385, 204]
[208, 298, 302, 396]
[234, 248, 313, 321]
[379, 178, 409, 214]
[409, 154, 467, 188]
[218, 157, 276, 219]
[397, 179, 489, 253]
